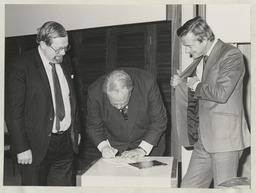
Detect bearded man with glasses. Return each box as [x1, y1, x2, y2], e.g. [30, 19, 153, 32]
[5, 21, 80, 186]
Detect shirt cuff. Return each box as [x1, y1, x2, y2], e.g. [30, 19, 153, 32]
[138, 141, 153, 155]
[97, 140, 111, 152]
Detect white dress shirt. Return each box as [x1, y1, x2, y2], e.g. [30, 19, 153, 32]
[38, 46, 71, 133]
[192, 38, 218, 91]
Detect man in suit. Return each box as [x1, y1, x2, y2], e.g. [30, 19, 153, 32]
[86, 68, 167, 159]
[170, 16, 251, 188]
[5, 21, 80, 186]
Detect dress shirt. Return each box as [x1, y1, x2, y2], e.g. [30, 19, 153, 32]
[38, 46, 71, 133]
[191, 38, 218, 91]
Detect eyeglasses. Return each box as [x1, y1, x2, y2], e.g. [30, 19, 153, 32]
[49, 44, 71, 54]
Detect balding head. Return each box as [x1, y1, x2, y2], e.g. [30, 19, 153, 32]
[103, 70, 133, 109]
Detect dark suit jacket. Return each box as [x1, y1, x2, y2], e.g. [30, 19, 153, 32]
[5, 48, 80, 166]
[86, 68, 167, 155]
[176, 39, 250, 152]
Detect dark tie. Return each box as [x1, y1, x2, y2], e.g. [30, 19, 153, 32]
[121, 105, 128, 121]
[49, 62, 65, 131]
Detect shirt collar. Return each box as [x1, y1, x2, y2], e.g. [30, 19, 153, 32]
[38, 46, 52, 69]
[206, 38, 218, 56]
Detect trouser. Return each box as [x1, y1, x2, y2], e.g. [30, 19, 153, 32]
[18, 130, 74, 186]
[181, 131, 242, 188]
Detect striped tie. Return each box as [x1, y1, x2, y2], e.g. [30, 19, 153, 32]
[121, 105, 128, 121]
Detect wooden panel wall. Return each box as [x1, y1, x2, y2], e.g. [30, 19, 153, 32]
[5, 20, 176, 167]
[70, 21, 174, 163]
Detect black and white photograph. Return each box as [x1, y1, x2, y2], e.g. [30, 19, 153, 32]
[1, 1, 255, 193]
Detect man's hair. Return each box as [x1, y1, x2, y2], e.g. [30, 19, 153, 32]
[177, 16, 215, 42]
[36, 21, 68, 46]
[103, 70, 133, 95]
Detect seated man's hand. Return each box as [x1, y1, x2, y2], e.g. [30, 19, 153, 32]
[121, 148, 146, 160]
[102, 146, 118, 158]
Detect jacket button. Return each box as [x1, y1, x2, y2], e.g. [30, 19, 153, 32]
[50, 117, 53, 121]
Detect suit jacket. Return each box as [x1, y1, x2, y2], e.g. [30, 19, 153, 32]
[5, 48, 80, 166]
[86, 68, 167, 155]
[176, 39, 250, 152]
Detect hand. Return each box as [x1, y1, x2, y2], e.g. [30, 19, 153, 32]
[170, 70, 181, 88]
[17, 149, 33, 164]
[102, 146, 118, 158]
[186, 76, 200, 89]
[121, 148, 146, 160]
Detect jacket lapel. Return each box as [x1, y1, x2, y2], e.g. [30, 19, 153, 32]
[180, 57, 202, 79]
[126, 85, 141, 132]
[104, 94, 126, 125]
[202, 40, 223, 80]
[34, 50, 52, 101]
[60, 59, 76, 118]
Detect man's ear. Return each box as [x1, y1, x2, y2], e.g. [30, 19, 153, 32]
[39, 41, 47, 49]
[201, 37, 208, 44]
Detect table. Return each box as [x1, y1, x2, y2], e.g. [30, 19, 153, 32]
[76, 156, 178, 187]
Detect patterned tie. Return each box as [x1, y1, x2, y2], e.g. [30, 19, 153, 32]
[49, 62, 65, 131]
[121, 105, 128, 121]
